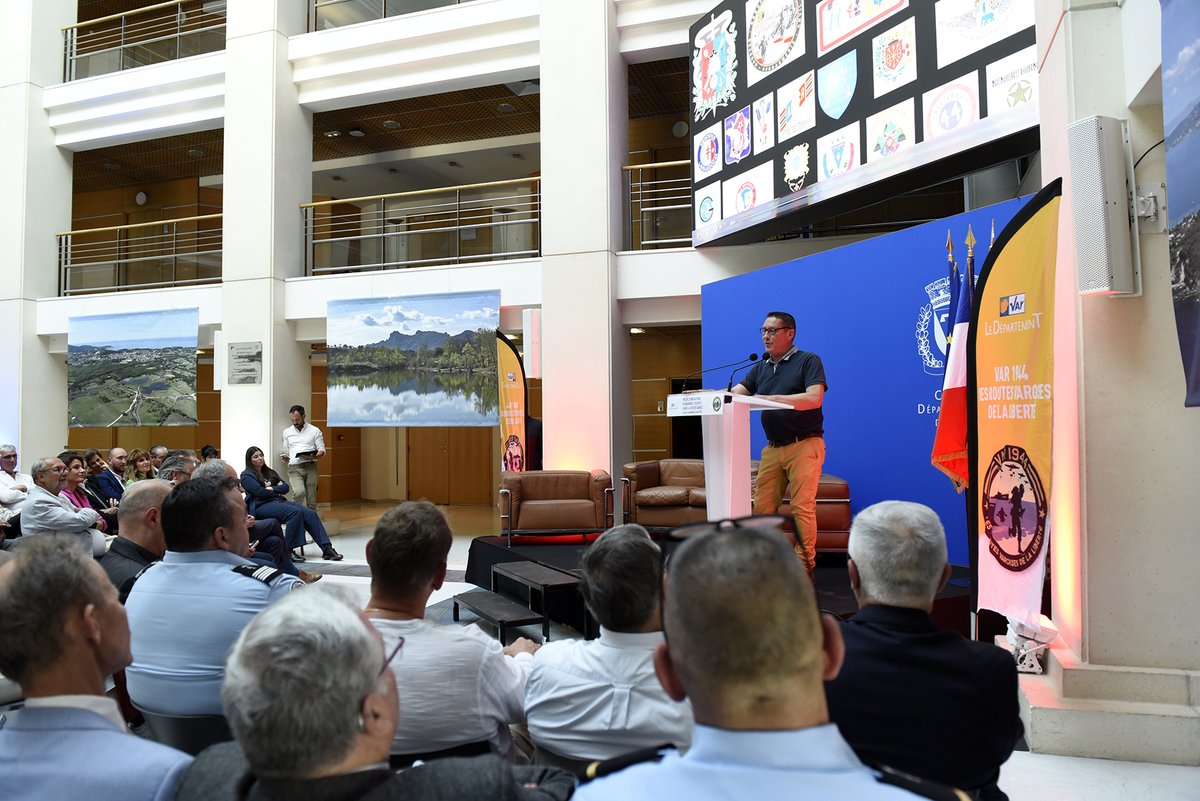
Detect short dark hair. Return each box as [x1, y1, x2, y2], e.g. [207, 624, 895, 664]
[765, 311, 795, 329]
[0, 536, 110, 684]
[579, 525, 661, 631]
[57, 450, 84, 469]
[82, 448, 102, 464]
[161, 478, 239, 552]
[200, 444, 219, 460]
[289, 405, 306, 416]
[367, 502, 453, 598]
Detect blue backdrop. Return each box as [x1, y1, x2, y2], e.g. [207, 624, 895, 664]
[701, 197, 1029, 565]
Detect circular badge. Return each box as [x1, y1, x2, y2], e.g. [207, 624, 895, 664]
[735, 181, 757, 212]
[712, 396, 723, 412]
[748, 0, 802, 73]
[696, 132, 720, 173]
[981, 444, 1047, 571]
[699, 196, 715, 223]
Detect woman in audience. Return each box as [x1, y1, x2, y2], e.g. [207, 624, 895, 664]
[123, 449, 155, 485]
[241, 446, 342, 561]
[58, 450, 117, 533]
[200, 444, 220, 462]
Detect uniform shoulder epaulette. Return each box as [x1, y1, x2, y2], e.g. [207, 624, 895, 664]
[232, 564, 284, 584]
[581, 744, 672, 782]
[872, 764, 972, 801]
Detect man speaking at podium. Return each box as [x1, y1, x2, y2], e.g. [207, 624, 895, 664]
[732, 311, 827, 575]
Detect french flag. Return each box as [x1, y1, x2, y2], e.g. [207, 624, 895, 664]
[931, 232, 975, 489]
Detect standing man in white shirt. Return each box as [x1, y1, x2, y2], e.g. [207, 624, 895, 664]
[525, 524, 693, 763]
[280, 404, 324, 513]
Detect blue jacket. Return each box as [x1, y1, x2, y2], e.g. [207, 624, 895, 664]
[88, 469, 125, 503]
[0, 705, 191, 801]
[239, 470, 289, 517]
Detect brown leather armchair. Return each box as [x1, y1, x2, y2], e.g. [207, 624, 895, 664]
[498, 470, 614, 545]
[621, 459, 707, 528]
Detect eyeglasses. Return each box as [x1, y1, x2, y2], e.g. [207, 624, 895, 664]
[760, 326, 794, 336]
[660, 515, 793, 580]
[379, 636, 404, 678]
[0, 453, 16, 459]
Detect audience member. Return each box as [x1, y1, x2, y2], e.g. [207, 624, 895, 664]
[0, 444, 30, 540]
[0, 536, 192, 801]
[99, 479, 172, 603]
[193, 459, 320, 584]
[364, 501, 536, 759]
[149, 445, 169, 470]
[173, 584, 574, 801]
[60, 450, 117, 534]
[574, 525, 944, 801]
[20, 456, 105, 556]
[241, 446, 342, 561]
[200, 444, 220, 462]
[124, 448, 156, 485]
[124, 478, 303, 716]
[824, 501, 1022, 800]
[84, 449, 124, 508]
[156, 455, 196, 484]
[525, 524, 693, 762]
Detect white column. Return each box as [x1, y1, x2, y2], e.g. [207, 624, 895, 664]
[538, 0, 632, 482]
[1025, 0, 1200, 763]
[219, 0, 313, 462]
[0, 0, 73, 458]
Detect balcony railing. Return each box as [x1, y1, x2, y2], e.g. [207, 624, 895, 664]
[309, 0, 468, 30]
[57, 214, 223, 296]
[302, 178, 541, 276]
[63, 0, 228, 82]
[624, 160, 692, 250]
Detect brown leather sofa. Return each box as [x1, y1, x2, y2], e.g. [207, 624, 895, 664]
[776, 474, 853, 552]
[498, 470, 613, 545]
[621, 459, 707, 527]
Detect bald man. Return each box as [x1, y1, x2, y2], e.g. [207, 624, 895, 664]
[99, 480, 172, 603]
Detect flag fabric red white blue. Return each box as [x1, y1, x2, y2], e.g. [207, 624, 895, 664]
[931, 234, 975, 489]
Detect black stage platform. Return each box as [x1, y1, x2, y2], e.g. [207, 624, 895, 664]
[465, 536, 973, 638]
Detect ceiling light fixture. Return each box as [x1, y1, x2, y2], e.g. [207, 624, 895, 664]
[630, 328, 646, 334]
[103, 162, 121, 171]
[330, 175, 345, 182]
[348, 128, 365, 137]
[323, 130, 341, 138]
[187, 148, 205, 158]
[447, 161, 462, 168]
[497, 102, 517, 114]
[382, 120, 401, 129]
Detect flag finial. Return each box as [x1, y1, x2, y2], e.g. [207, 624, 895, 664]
[965, 225, 977, 253]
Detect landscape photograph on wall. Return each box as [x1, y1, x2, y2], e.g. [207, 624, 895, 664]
[326, 290, 500, 426]
[67, 308, 199, 427]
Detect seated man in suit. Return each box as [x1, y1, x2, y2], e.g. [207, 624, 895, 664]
[574, 524, 943, 801]
[84, 448, 125, 505]
[124, 479, 304, 716]
[0, 536, 192, 801]
[99, 480, 173, 603]
[824, 501, 1023, 800]
[525, 524, 693, 762]
[173, 584, 574, 801]
[19, 456, 104, 556]
[364, 501, 538, 760]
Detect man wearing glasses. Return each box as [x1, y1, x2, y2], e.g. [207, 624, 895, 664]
[0, 445, 32, 541]
[731, 311, 828, 575]
[19, 457, 104, 556]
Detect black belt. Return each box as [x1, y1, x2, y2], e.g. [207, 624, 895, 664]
[767, 432, 823, 448]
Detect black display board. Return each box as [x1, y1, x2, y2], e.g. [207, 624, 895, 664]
[689, 0, 1039, 246]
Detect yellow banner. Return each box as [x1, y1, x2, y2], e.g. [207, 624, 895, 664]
[497, 333, 527, 472]
[971, 180, 1061, 625]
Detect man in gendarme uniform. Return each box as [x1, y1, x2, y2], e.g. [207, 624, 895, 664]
[732, 311, 827, 574]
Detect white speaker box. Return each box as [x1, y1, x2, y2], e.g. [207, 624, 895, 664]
[1067, 115, 1141, 296]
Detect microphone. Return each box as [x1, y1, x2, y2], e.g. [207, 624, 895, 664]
[727, 352, 763, 392]
[681, 354, 758, 392]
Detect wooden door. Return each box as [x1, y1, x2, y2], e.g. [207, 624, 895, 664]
[406, 427, 493, 505]
[407, 428, 450, 503]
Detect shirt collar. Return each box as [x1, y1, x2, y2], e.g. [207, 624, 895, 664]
[686, 722, 864, 771]
[597, 627, 666, 649]
[769, 346, 798, 365]
[849, 604, 939, 632]
[24, 695, 126, 730]
[163, 549, 254, 566]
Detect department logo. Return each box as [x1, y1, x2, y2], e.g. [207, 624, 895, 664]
[916, 276, 951, 375]
[1007, 79, 1032, 107]
[699, 195, 716, 223]
[872, 120, 907, 158]
[735, 181, 757, 212]
[692, 11, 739, 122]
[817, 50, 857, 120]
[982, 445, 1047, 572]
[712, 396, 723, 412]
[506, 372, 515, 381]
[1000, 293, 1026, 316]
[821, 134, 855, 178]
[725, 106, 752, 164]
[748, 0, 802, 75]
[783, 143, 810, 192]
[696, 131, 720, 174]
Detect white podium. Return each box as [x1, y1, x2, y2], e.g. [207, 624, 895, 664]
[666, 391, 790, 520]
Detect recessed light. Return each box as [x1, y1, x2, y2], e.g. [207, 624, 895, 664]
[387, 167, 398, 174]
[348, 128, 365, 137]
[511, 152, 524, 160]
[630, 328, 646, 334]
[447, 161, 461, 168]
[103, 162, 121, 171]
[497, 102, 516, 113]
[323, 130, 341, 138]
[330, 175, 345, 182]
[187, 148, 205, 158]
[382, 120, 401, 129]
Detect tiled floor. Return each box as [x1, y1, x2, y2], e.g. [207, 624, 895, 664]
[314, 501, 1200, 800]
